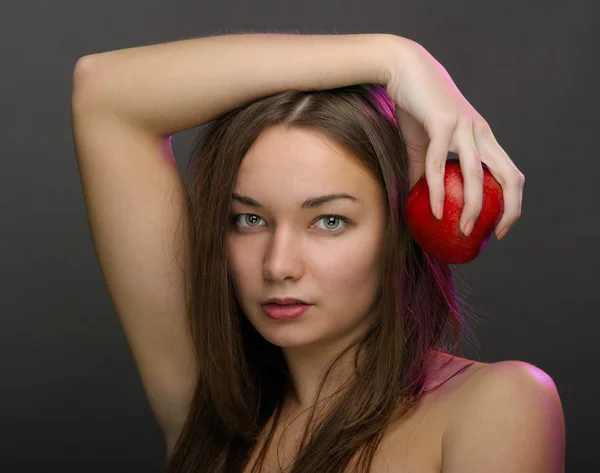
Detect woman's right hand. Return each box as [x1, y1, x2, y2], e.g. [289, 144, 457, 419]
[386, 39, 524, 240]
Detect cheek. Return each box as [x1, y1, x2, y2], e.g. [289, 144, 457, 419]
[315, 242, 381, 291]
[226, 240, 266, 303]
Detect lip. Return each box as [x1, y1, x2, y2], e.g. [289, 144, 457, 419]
[262, 303, 311, 320]
[263, 297, 309, 305]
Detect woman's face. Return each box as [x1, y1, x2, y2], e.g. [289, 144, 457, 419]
[226, 124, 388, 350]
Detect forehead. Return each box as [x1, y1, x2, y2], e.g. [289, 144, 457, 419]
[234, 125, 379, 198]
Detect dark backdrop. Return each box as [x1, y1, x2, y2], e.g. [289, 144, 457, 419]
[2, 0, 597, 471]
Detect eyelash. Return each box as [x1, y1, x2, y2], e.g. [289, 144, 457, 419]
[231, 213, 352, 234]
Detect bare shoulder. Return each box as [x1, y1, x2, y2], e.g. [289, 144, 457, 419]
[441, 358, 560, 413]
[436, 357, 560, 422]
[376, 353, 564, 473]
[439, 360, 565, 472]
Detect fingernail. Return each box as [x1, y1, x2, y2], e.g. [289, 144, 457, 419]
[497, 227, 509, 240]
[435, 202, 444, 220]
[462, 218, 474, 237]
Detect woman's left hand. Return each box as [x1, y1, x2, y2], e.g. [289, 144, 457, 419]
[386, 38, 524, 240]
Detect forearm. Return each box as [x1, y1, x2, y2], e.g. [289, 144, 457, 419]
[73, 32, 408, 136]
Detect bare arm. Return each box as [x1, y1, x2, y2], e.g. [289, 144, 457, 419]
[74, 32, 410, 136]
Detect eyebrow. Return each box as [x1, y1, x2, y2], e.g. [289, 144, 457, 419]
[231, 192, 359, 209]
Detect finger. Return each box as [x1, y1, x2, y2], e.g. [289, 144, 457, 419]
[396, 108, 428, 189]
[494, 170, 524, 239]
[425, 117, 456, 220]
[472, 119, 525, 239]
[448, 116, 483, 236]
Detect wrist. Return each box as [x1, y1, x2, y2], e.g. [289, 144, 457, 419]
[375, 34, 419, 88]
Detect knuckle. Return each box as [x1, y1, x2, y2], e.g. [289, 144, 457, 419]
[497, 168, 524, 189]
[434, 113, 458, 131]
[473, 117, 492, 136]
[464, 161, 484, 181]
[508, 207, 523, 225]
[514, 202, 523, 218]
[427, 158, 446, 175]
[457, 114, 473, 127]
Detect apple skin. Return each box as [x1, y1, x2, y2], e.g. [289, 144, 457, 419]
[405, 160, 504, 264]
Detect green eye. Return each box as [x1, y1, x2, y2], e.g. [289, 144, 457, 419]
[319, 215, 346, 230]
[241, 214, 261, 227]
[231, 214, 351, 234]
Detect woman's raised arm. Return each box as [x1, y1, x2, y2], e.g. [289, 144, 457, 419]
[74, 32, 409, 137]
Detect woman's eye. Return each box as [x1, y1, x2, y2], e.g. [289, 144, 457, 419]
[231, 214, 350, 233]
[235, 214, 263, 227]
[316, 215, 348, 231]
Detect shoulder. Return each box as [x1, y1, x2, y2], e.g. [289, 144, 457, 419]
[440, 360, 566, 473]
[444, 359, 563, 419]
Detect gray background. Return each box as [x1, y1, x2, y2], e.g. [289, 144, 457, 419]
[2, 0, 597, 471]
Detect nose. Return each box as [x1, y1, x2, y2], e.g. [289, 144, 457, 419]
[262, 227, 304, 282]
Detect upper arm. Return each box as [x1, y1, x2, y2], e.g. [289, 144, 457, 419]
[71, 65, 199, 446]
[441, 361, 566, 473]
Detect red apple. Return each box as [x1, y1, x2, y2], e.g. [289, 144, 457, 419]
[405, 160, 504, 264]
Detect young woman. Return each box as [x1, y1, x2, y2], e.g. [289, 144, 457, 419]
[70, 33, 564, 473]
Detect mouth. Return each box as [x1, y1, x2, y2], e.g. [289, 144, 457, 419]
[261, 302, 312, 320]
[264, 302, 307, 306]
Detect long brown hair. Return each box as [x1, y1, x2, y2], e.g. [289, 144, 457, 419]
[166, 84, 478, 472]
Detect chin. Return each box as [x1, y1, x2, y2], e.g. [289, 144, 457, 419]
[250, 309, 366, 352]
[255, 324, 323, 349]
